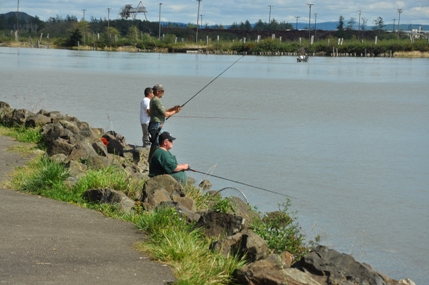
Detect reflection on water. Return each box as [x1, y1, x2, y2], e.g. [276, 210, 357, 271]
[1, 48, 428, 284]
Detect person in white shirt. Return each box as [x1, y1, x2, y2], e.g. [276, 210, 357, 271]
[140, 87, 154, 147]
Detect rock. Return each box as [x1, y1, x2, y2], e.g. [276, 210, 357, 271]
[74, 139, 99, 158]
[293, 245, 398, 285]
[229, 196, 260, 228]
[199, 179, 212, 190]
[194, 211, 245, 238]
[398, 278, 416, 285]
[280, 251, 295, 268]
[212, 229, 269, 262]
[25, 113, 51, 128]
[0, 102, 13, 122]
[172, 195, 196, 212]
[145, 188, 172, 209]
[235, 254, 321, 285]
[82, 188, 135, 213]
[48, 139, 75, 156]
[92, 140, 108, 157]
[156, 201, 201, 223]
[2, 108, 35, 127]
[140, 175, 186, 209]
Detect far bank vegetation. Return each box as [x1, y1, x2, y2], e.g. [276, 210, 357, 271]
[1, 13, 428, 57]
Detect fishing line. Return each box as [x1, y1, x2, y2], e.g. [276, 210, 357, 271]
[180, 54, 245, 108]
[166, 55, 245, 123]
[188, 168, 297, 199]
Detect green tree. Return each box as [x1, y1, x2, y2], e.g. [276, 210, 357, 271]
[373, 16, 385, 31]
[347, 17, 356, 30]
[337, 16, 345, 31]
[268, 18, 279, 30]
[65, 28, 82, 46]
[335, 16, 346, 38]
[253, 19, 266, 31]
[127, 25, 139, 40]
[244, 20, 252, 31]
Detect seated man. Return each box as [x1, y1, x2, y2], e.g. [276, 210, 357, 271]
[149, 131, 189, 184]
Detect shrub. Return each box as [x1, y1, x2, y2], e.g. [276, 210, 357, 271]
[250, 199, 310, 259]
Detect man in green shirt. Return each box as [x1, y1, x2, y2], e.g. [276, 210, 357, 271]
[149, 131, 189, 184]
[148, 84, 181, 147]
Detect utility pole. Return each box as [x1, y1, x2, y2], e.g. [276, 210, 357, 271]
[313, 13, 317, 41]
[397, 9, 403, 36]
[158, 3, 162, 40]
[82, 9, 87, 21]
[357, 10, 362, 39]
[107, 7, 111, 29]
[306, 3, 314, 41]
[196, 0, 201, 43]
[268, 5, 273, 23]
[392, 19, 396, 32]
[16, 0, 19, 41]
[295, 16, 300, 30]
[200, 14, 204, 29]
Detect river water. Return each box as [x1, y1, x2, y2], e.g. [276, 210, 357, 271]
[1, 48, 428, 284]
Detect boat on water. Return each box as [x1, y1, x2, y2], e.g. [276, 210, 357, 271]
[297, 55, 308, 62]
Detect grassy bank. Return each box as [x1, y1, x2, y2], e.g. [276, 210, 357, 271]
[2, 32, 428, 57]
[1, 124, 316, 284]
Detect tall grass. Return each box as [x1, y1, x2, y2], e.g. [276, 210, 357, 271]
[12, 155, 70, 199]
[0, 125, 43, 144]
[136, 207, 247, 284]
[72, 165, 144, 199]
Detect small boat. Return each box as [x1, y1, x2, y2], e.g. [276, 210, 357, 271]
[297, 55, 308, 62]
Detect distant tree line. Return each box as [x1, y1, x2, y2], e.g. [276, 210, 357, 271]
[0, 12, 418, 48]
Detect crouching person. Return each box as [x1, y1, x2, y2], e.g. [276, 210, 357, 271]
[149, 131, 189, 184]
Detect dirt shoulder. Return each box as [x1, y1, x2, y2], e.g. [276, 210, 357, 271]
[0, 135, 175, 285]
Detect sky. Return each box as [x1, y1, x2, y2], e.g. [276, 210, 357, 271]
[2, 0, 429, 27]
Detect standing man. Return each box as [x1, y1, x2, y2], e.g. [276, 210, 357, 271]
[140, 87, 154, 148]
[149, 131, 189, 184]
[148, 84, 181, 147]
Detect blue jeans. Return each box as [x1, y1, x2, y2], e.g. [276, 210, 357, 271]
[148, 122, 162, 146]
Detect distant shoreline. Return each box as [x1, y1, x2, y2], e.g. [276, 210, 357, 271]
[2, 42, 429, 58]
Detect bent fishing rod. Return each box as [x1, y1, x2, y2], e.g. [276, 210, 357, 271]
[166, 55, 245, 121]
[188, 168, 296, 200]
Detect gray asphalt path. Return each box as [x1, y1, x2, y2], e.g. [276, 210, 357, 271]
[0, 135, 175, 285]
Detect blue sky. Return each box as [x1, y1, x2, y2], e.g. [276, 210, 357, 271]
[2, 0, 429, 27]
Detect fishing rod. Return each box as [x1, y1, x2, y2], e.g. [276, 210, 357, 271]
[188, 168, 297, 199]
[180, 55, 245, 108]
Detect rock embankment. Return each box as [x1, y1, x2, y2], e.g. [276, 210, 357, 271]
[0, 101, 416, 285]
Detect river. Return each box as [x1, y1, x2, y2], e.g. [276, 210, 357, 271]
[1, 47, 428, 284]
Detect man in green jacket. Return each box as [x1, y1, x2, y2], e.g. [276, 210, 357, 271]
[148, 84, 181, 147]
[149, 131, 189, 184]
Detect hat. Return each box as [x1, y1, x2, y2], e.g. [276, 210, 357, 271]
[159, 131, 176, 143]
[153, 84, 164, 92]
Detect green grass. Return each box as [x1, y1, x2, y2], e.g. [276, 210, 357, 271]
[72, 165, 144, 200]
[0, 124, 43, 144]
[3, 126, 314, 284]
[135, 206, 247, 284]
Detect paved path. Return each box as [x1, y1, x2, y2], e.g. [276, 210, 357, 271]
[0, 135, 175, 285]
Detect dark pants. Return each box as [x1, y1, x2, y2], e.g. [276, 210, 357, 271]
[148, 122, 162, 146]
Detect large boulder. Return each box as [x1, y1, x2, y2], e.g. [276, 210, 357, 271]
[82, 188, 135, 213]
[25, 113, 51, 127]
[2, 108, 35, 127]
[0, 102, 13, 122]
[211, 229, 270, 262]
[140, 175, 186, 210]
[235, 254, 321, 285]
[293, 245, 400, 285]
[194, 211, 245, 238]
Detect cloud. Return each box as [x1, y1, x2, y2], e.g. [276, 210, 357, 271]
[1, 0, 428, 25]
